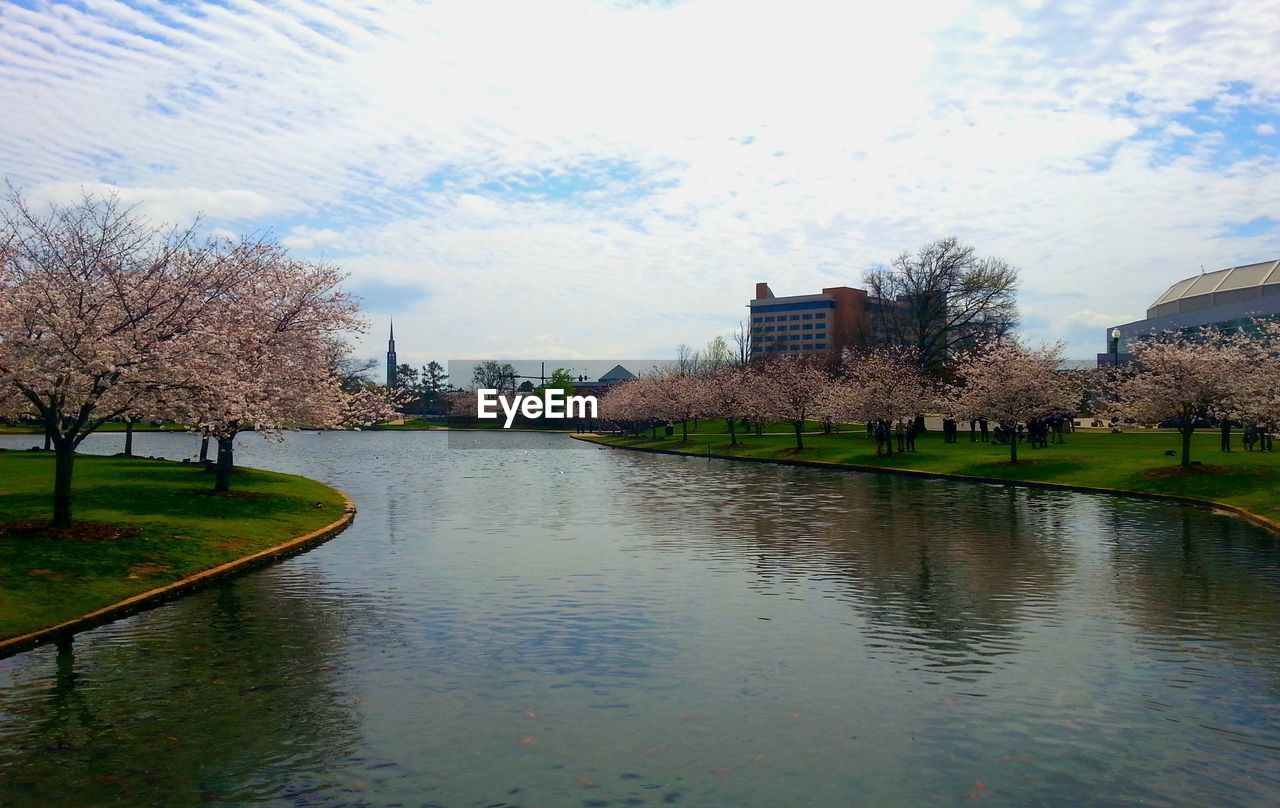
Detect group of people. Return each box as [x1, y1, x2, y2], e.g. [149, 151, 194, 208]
[940, 418, 992, 443]
[907, 414, 1080, 449]
[867, 418, 921, 455]
[1222, 420, 1276, 452]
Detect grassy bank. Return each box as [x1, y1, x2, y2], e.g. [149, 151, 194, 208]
[0, 451, 347, 641]
[0, 421, 182, 434]
[582, 427, 1280, 526]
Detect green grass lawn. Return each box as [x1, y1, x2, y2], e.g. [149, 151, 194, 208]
[584, 427, 1280, 525]
[0, 421, 183, 434]
[0, 451, 347, 641]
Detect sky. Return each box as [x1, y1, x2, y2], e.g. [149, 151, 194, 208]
[2, 0, 1278, 378]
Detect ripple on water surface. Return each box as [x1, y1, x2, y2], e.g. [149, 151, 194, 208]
[1, 430, 1279, 806]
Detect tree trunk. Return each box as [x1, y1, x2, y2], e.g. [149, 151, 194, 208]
[53, 440, 75, 528]
[1181, 427, 1193, 469]
[1009, 425, 1018, 463]
[214, 436, 235, 492]
[726, 417, 737, 446]
[682, 419, 688, 443]
[124, 421, 134, 457]
[200, 435, 210, 463]
[793, 420, 804, 450]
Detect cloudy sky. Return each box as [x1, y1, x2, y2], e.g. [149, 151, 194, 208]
[2, 0, 1278, 375]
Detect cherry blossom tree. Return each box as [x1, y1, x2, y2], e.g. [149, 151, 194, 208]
[599, 377, 666, 437]
[949, 340, 1075, 462]
[1109, 327, 1249, 468]
[702, 365, 753, 445]
[1233, 320, 1280, 439]
[650, 370, 709, 442]
[811, 377, 857, 437]
[0, 189, 253, 526]
[446, 389, 477, 418]
[755, 356, 830, 450]
[166, 246, 369, 492]
[839, 347, 937, 453]
[740, 367, 775, 437]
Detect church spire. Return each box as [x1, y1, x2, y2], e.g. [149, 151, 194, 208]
[386, 319, 398, 387]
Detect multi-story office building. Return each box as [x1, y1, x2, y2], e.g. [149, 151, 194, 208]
[1098, 259, 1280, 366]
[748, 282, 874, 358]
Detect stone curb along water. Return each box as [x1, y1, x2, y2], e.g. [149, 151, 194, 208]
[572, 434, 1280, 540]
[0, 489, 357, 660]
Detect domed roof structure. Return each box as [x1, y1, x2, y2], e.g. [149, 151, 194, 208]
[1147, 259, 1280, 319]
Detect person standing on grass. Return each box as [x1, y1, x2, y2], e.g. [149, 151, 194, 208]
[1220, 417, 1232, 452]
[970, 419, 977, 441]
[980, 419, 990, 442]
[895, 419, 906, 453]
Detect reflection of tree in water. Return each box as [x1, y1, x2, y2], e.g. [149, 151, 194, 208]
[1107, 503, 1280, 668]
[0, 571, 364, 806]
[610, 455, 1075, 676]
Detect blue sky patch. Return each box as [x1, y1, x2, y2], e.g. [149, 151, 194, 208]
[1214, 216, 1280, 239]
[350, 279, 431, 313]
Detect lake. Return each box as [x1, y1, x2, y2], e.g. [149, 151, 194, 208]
[1, 430, 1278, 806]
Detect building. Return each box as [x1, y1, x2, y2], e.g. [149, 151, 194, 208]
[749, 282, 876, 359]
[1098, 259, 1280, 366]
[386, 320, 397, 386]
[571, 364, 636, 395]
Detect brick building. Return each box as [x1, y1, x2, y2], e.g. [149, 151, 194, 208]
[750, 282, 892, 359]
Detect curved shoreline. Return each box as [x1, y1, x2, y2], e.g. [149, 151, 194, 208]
[0, 490, 357, 660]
[572, 434, 1280, 539]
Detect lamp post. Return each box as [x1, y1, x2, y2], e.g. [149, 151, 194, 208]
[1111, 328, 1121, 367]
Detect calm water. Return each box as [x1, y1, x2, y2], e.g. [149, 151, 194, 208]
[1, 430, 1279, 807]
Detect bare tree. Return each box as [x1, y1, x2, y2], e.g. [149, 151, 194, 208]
[732, 320, 753, 364]
[472, 360, 516, 393]
[675, 343, 702, 376]
[328, 345, 378, 393]
[864, 237, 1019, 375]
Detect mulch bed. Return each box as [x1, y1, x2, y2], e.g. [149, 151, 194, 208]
[0, 520, 143, 541]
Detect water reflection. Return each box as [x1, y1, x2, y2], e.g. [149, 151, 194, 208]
[0, 431, 1278, 806]
[609, 455, 1078, 680]
[0, 568, 364, 805]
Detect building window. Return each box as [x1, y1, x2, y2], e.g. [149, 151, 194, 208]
[803, 323, 813, 330]
[803, 333, 813, 340]
[752, 316, 762, 323]
[764, 326, 774, 332]
[789, 324, 800, 330]
[764, 316, 775, 322]
[815, 312, 826, 319]
[790, 314, 801, 321]
[815, 343, 827, 349]
[802, 313, 813, 320]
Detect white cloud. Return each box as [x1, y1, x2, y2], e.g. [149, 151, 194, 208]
[1257, 123, 1277, 135]
[281, 226, 344, 251]
[2, 0, 1279, 361]
[23, 182, 293, 225]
